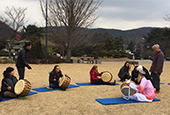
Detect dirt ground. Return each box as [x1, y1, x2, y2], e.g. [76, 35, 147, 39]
[0, 59, 170, 115]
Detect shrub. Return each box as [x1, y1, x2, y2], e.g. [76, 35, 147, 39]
[0, 57, 15, 63]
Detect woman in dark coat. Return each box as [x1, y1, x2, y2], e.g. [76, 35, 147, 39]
[48, 65, 63, 88]
[131, 66, 140, 84]
[0, 67, 18, 98]
[131, 65, 151, 84]
[118, 61, 131, 82]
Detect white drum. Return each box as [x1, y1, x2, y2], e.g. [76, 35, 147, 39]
[120, 83, 136, 97]
[14, 79, 31, 96]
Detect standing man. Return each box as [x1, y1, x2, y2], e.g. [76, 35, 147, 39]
[148, 44, 164, 94]
[16, 42, 32, 80]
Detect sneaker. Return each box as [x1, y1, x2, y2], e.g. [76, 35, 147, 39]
[18, 96, 28, 100]
[154, 90, 160, 94]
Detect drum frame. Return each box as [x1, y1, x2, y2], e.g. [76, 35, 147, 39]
[59, 75, 71, 90]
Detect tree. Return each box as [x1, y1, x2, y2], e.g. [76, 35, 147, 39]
[40, 0, 102, 62]
[21, 25, 43, 38]
[127, 41, 135, 52]
[99, 50, 107, 58]
[113, 37, 124, 51]
[1, 6, 27, 58]
[104, 38, 114, 51]
[163, 14, 170, 27]
[21, 25, 44, 60]
[144, 28, 170, 57]
[28, 34, 44, 60]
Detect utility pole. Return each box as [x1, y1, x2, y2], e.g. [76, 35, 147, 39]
[45, 0, 48, 63]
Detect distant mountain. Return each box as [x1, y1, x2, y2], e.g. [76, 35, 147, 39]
[47, 26, 154, 43]
[0, 21, 14, 39]
[87, 27, 154, 41]
[0, 21, 154, 42]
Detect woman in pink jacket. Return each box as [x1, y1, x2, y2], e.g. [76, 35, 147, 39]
[125, 65, 155, 102]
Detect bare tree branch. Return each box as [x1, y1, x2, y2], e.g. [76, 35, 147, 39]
[3, 6, 27, 58]
[163, 14, 170, 22]
[5, 6, 27, 32]
[40, 0, 102, 62]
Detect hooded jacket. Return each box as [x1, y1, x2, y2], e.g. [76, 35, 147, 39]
[49, 70, 63, 84]
[16, 46, 30, 68]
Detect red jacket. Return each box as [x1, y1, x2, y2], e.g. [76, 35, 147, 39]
[90, 70, 101, 83]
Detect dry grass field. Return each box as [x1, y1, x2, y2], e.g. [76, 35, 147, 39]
[0, 59, 170, 115]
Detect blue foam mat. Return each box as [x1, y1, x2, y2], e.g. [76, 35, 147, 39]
[168, 83, 170, 85]
[76, 82, 119, 86]
[32, 84, 79, 92]
[96, 97, 160, 105]
[0, 91, 37, 102]
[160, 82, 164, 84]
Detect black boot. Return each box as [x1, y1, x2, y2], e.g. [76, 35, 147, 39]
[120, 78, 125, 82]
[110, 80, 116, 85]
[0, 96, 2, 101]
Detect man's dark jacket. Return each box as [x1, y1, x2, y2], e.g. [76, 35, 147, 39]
[16, 47, 30, 68]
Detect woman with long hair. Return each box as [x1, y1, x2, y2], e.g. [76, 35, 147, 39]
[118, 61, 131, 82]
[90, 65, 116, 85]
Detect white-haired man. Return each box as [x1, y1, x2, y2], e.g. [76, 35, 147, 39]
[148, 44, 164, 94]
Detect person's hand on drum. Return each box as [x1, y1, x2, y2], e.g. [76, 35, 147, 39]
[53, 78, 57, 81]
[98, 76, 101, 79]
[7, 86, 11, 90]
[126, 80, 131, 86]
[126, 83, 130, 86]
[100, 72, 104, 74]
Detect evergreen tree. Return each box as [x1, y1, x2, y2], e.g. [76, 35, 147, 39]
[127, 41, 135, 52]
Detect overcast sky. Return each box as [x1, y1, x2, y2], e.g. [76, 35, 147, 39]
[0, 0, 170, 30]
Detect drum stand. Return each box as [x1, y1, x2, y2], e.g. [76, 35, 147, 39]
[122, 88, 131, 100]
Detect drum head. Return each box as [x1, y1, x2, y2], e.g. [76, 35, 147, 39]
[59, 77, 65, 87]
[101, 72, 112, 82]
[121, 86, 136, 96]
[14, 80, 25, 95]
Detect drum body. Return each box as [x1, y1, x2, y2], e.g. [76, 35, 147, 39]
[101, 71, 113, 83]
[14, 79, 31, 96]
[59, 76, 71, 90]
[120, 83, 136, 97]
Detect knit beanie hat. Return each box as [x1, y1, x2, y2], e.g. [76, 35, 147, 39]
[6, 67, 14, 73]
[3, 67, 14, 78]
